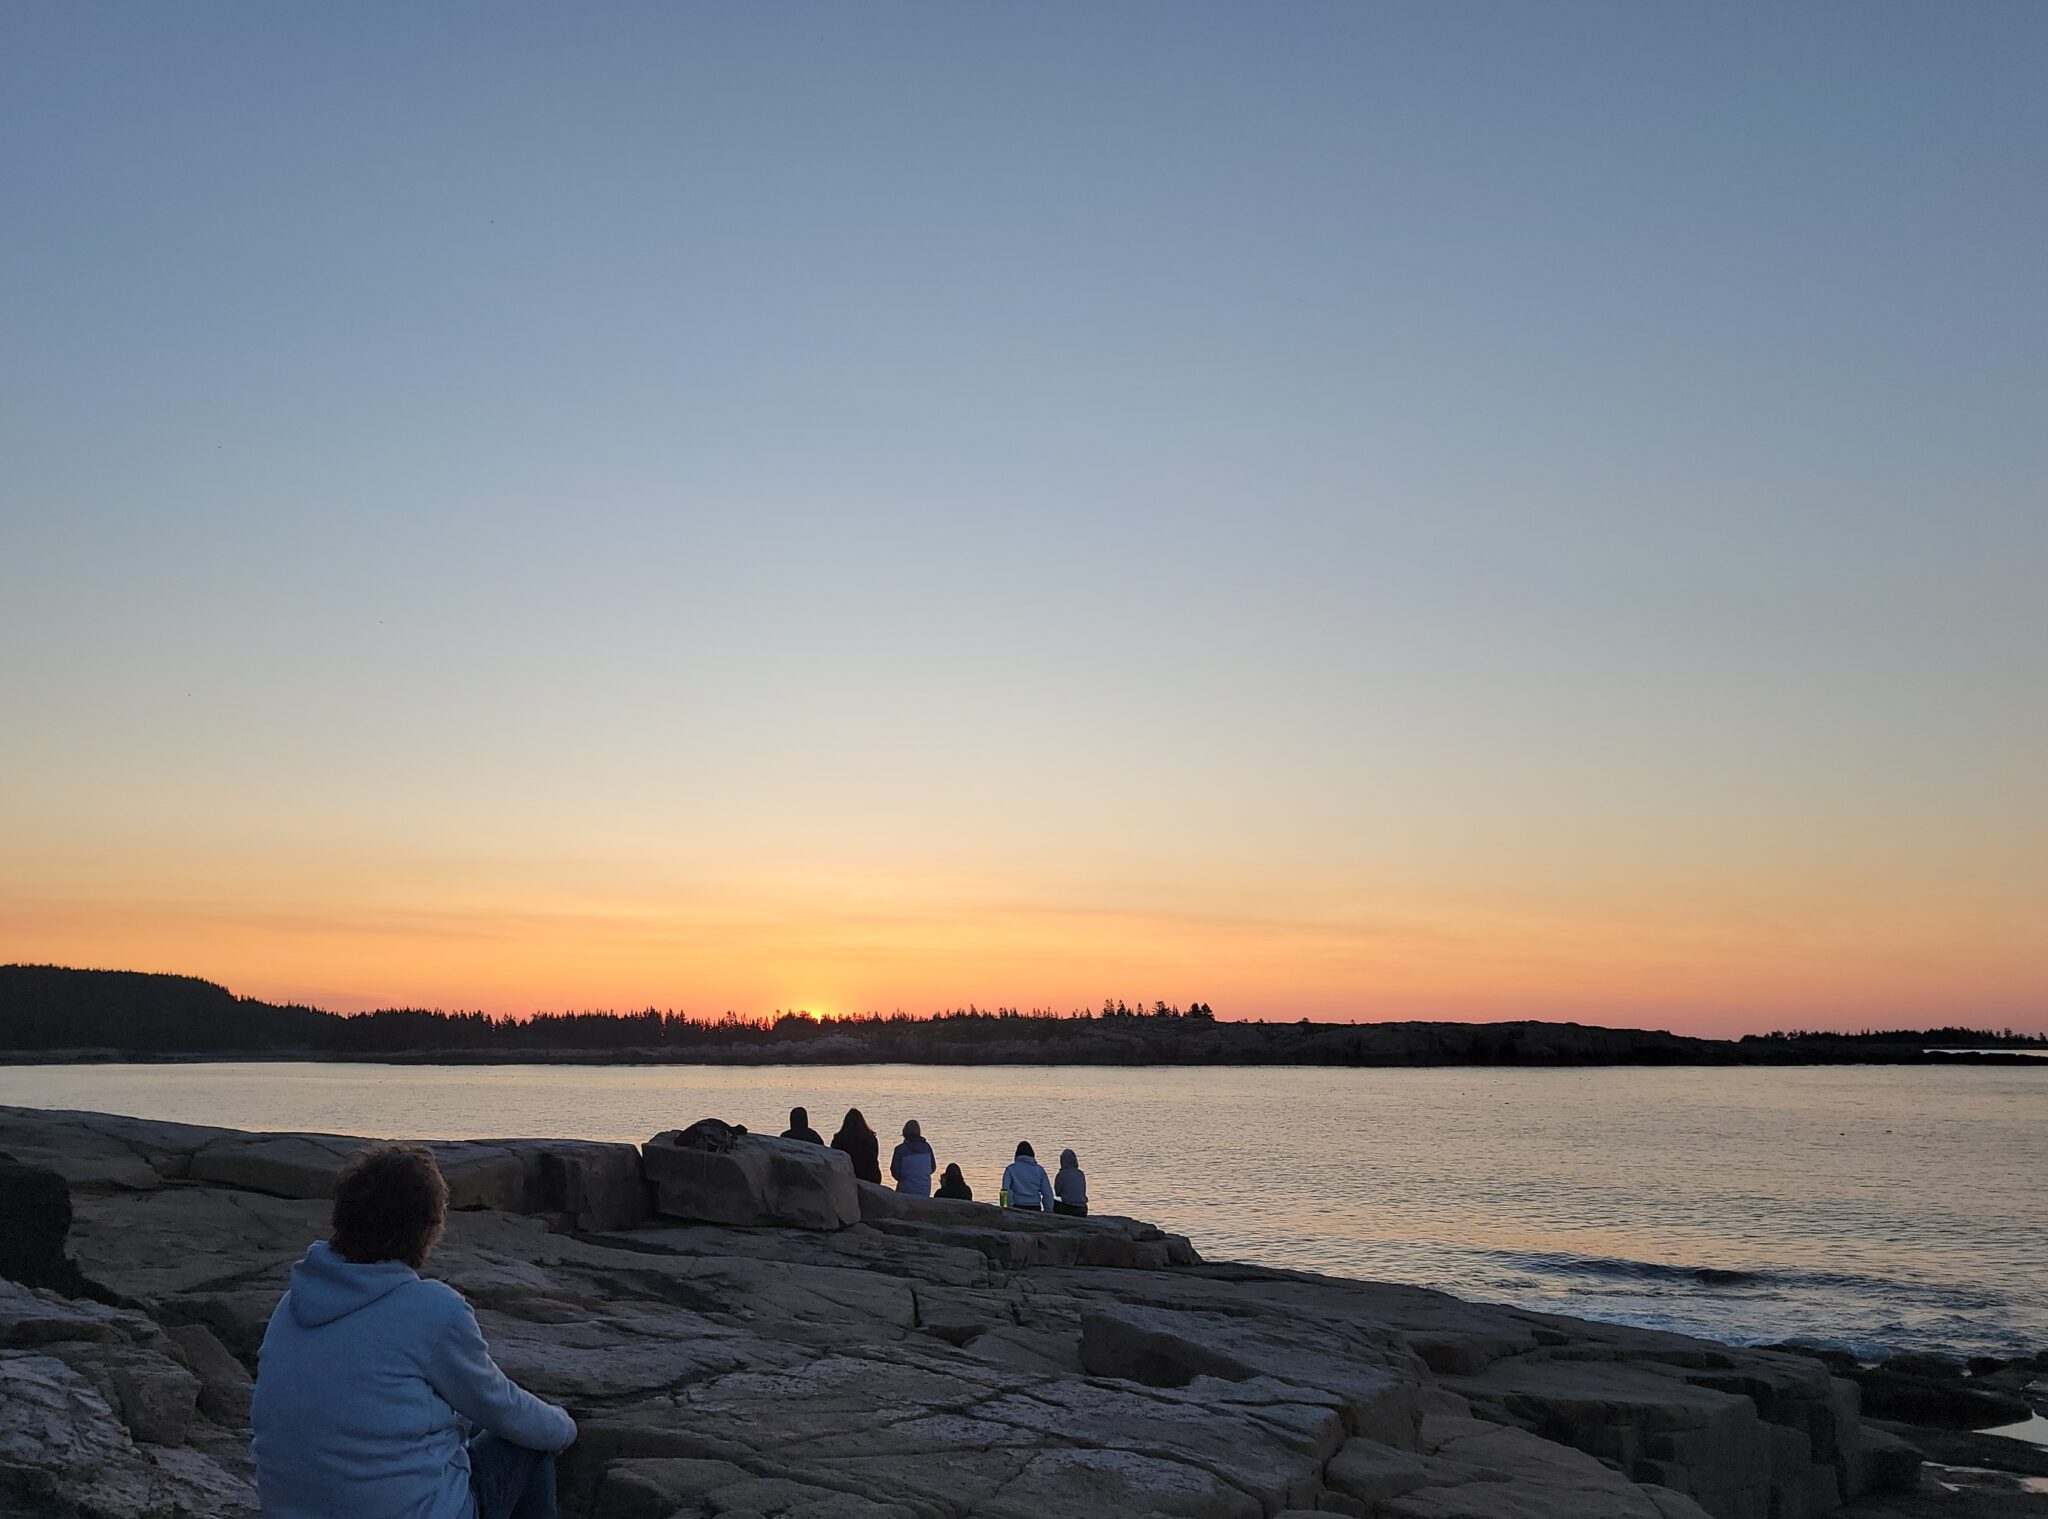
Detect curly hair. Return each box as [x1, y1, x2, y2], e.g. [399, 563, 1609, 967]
[329, 1144, 448, 1268]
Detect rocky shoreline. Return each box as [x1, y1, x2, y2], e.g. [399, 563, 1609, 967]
[0, 1105, 2037, 1519]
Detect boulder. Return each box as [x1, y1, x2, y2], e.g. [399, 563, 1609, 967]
[424, 1143, 530, 1211]
[1858, 1425, 1923, 1493]
[1448, 1356, 1773, 1519]
[186, 1132, 367, 1199]
[1, 1106, 642, 1227]
[153, 1288, 290, 1363]
[1849, 1363, 2030, 1429]
[166, 1322, 253, 1425]
[0, 1158, 89, 1295]
[1869, 1418, 2041, 1478]
[73, 1345, 202, 1446]
[1761, 1342, 1859, 1375]
[186, 1132, 527, 1210]
[643, 1130, 859, 1230]
[0, 1107, 227, 1191]
[501, 1139, 648, 1231]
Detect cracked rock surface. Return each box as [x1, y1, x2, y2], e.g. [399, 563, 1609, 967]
[0, 1106, 1917, 1519]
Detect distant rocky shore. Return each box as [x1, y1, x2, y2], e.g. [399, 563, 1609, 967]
[5, 1105, 2044, 1518]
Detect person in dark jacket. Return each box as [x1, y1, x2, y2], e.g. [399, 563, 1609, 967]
[830, 1108, 882, 1184]
[1054, 1148, 1088, 1217]
[935, 1163, 973, 1201]
[889, 1120, 936, 1196]
[781, 1107, 822, 1144]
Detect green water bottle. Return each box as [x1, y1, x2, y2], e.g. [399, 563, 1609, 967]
[999, 1186, 1011, 1208]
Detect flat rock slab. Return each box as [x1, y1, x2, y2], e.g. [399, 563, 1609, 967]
[0, 1106, 646, 1229]
[0, 1107, 230, 1190]
[187, 1133, 643, 1224]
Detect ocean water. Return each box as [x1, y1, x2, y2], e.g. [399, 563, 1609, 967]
[3, 1061, 2041, 1361]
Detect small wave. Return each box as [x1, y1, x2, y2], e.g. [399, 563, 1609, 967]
[1499, 1252, 2007, 1326]
[1494, 1250, 1992, 1303]
[1508, 1252, 1761, 1287]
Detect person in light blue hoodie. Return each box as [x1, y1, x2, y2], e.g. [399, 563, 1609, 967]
[1001, 1140, 1055, 1212]
[253, 1144, 576, 1519]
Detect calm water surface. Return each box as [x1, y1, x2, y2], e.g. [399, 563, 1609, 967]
[4, 1062, 2040, 1360]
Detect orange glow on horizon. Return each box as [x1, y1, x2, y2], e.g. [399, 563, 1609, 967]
[6, 867, 2042, 1038]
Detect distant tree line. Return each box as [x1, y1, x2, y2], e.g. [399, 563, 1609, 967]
[1741, 1026, 2047, 1048]
[3, 965, 2040, 1066]
[314, 1002, 1221, 1054]
[0, 966, 1221, 1055]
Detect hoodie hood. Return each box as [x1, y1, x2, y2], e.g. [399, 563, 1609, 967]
[287, 1240, 420, 1328]
[1060, 1149, 1079, 1169]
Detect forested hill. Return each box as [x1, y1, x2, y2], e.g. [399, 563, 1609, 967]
[0, 967, 333, 1052]
[1, 965, 2041, 1066]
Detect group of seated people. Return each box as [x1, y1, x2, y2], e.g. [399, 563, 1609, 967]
[249, 1118, 1099, 1517]
[779, 1105, 1090, 1216]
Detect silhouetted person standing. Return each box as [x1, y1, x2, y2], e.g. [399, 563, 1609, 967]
[831, 1108, 882, 1184]
[1001, 1141, 1054, 1212]
[889, 1119, 936, 1196]
[781, 1107, 822, 1144]
[936, 1163, 973, 1201]
[1054, 1148, 1089, 1217]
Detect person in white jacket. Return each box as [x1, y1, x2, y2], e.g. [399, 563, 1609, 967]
[1001, 1140, 1055, 1212]
[253, 1145, 576, 1519]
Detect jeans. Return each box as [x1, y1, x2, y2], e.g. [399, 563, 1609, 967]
[469, 1430, 557, 1519]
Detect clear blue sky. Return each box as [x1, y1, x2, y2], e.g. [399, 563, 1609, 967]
[3, 4, 2043, 1029]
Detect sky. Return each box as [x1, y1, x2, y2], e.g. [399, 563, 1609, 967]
[2, 4, 2044, 1035]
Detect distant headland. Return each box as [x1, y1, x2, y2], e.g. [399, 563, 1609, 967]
[2, 965, 2041, 1068]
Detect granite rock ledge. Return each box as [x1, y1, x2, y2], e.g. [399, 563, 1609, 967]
[0, 1105, 1918, 1519]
